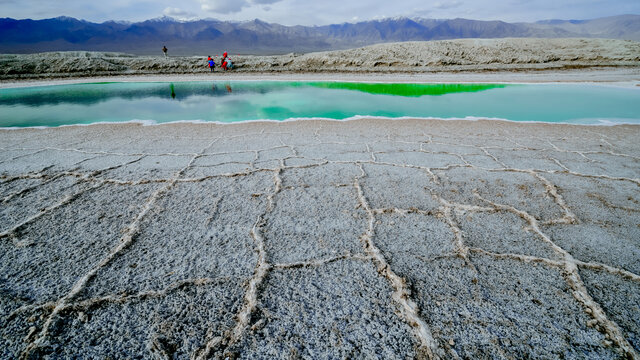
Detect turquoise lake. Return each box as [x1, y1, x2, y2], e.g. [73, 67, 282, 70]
[1, 81, 639, 127]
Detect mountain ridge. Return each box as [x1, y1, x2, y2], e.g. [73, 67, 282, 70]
[1, 14, 638, 55]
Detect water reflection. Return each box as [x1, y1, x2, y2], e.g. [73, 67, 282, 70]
[0, 82, 501, 107]
[0, 82, 239, 107]
[1, 81, 639, 127]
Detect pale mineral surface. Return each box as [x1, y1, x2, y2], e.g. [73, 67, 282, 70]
[1, 119, 639, 359]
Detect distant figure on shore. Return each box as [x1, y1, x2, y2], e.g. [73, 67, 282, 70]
[221, 52, 233, 70]
[162, 45, 168, 57]
[207, 56, 215, 72]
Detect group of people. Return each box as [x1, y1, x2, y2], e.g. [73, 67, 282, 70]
[207, 52, 233, 72]
[162, 45, 234, 72]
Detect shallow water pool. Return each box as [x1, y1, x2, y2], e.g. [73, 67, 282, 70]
[1, 81, 639, 127]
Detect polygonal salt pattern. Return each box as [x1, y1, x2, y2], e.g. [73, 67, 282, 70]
[1, 119, 638, 358]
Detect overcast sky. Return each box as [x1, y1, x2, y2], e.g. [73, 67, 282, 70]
[1, 0, 638, 25]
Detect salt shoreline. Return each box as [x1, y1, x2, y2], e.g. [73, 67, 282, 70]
[2, 67, 640, 89]
[2, 38, 639, 83]
[2, 116, 640, 132]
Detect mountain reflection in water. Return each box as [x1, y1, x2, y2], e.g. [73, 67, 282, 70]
[0, 82, 501, 107]
[1, 81, 638, 127]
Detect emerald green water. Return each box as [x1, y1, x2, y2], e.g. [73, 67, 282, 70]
[307, 82, 506, 96]
[0, 81, 639, 127]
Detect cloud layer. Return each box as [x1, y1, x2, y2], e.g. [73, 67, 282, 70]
[198, 0, 281, 14]
[1, 0, 639, 25]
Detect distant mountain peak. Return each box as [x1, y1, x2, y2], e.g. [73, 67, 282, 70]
[389, 15, 410, 21]
[1, 14, 638, 55]
[103, 19, 132, 25]
[536, 19, 584, 24]
[54, 16, 78, 21]
[536, 14, 640, 24]
[375, 16, 413, 22]
[147, 15, 177, 23]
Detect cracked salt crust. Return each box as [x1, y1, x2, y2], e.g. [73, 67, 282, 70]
[0, 118, 639, 359]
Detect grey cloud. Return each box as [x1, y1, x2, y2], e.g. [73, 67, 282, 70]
[199, 0, 249, 14]
[252, 0, 281, 4]
[199, 0, 282, 14]
[163, 7, 197, 18]
[433, 1, 463, 10]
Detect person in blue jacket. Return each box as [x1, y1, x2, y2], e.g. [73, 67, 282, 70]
[207, 56, 215, 72]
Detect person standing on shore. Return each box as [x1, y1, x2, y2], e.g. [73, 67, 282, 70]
[221, 52, 228, 70]
[162, 45, 168, 57]
[207, 56, 215, 72]
[221, 52, 233, 70]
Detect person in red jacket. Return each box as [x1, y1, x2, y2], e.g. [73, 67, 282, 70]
[221, 52, 233, 70]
